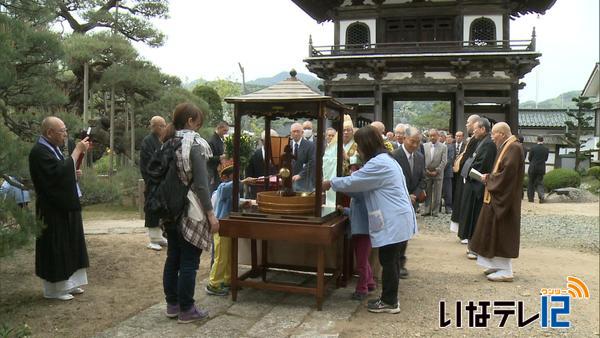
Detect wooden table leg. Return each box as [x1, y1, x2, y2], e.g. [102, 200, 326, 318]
[261, 240, 268, 281]
[231, 237, 238, 301]
[342, 232, 350, 287]
[316, 246, 325, 311]
[249, 239, 260, 278]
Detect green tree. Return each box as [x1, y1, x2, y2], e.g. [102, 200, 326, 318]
[565, 96, 594, 171]
[409, 102, 451, 130]
[0, 13, 67, 140]
[192, 85, 223, 126]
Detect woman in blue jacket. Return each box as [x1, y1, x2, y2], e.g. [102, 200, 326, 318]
[323, 125, 417, 314]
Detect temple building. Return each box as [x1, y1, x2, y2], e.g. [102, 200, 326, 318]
[293, 0, 556, 132]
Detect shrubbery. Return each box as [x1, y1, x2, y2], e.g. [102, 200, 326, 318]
[543, 168, 581, 191]
[587, 166, 600, 179]
[79, 170, 121, 206]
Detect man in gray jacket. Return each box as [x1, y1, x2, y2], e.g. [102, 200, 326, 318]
[422, 129, 447, 217]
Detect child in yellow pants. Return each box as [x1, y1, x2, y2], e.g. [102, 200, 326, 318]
[206, 161, 254, 296]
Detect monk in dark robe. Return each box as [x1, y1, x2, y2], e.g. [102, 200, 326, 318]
[449, 114, 479, 235]
[470, 122, 524, 282]
[29, 116, 90, 301]
[457, 117, 497, 259]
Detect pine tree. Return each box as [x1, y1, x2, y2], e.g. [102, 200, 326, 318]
[565, 96, 593, 172]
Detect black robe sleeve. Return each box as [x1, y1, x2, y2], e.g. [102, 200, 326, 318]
[29, 143, 80, 212]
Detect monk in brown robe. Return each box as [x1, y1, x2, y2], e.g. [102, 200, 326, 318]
[470, 122, 524, 282]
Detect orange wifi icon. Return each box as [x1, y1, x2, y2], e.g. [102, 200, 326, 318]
[566, 276, 590, 299]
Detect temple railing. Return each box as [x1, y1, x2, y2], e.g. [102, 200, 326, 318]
[308, 39, 536, 57]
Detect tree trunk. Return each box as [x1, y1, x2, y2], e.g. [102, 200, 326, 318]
[109, 87, 115, 177]
[130, 99, 135, 166]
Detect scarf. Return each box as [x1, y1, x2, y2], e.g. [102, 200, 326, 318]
[483, 135, 517, 204]
[175, 129, 213, 176]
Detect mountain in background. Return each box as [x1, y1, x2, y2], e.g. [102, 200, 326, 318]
[520, 90, 581, 109]
[184, 71, 322, 94]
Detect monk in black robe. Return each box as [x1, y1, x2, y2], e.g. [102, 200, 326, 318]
[29, 116, 90, 301]
[140, 115, 167, 251]
[450, 114, 480, 234]
[456, 118, 497, 259]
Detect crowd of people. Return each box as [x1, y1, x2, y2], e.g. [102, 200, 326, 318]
[23, 103, 534, 323]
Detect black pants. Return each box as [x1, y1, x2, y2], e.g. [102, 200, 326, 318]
[441, 177, 453, 210]
[378, 242, 404, 306]
[143, 186, 160, 228]
[527, 172, 545, 201]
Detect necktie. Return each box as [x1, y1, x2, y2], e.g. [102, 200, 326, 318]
[408, 153, 414, 172]
[456, 144, 460, 153]
[294, 142, 299, 156]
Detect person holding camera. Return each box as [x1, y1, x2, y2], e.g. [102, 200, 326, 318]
[29, 116, 90, 301]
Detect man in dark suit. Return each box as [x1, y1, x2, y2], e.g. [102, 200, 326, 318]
[527, 136, 549, 203]
[290, 122, 316, 192]
[207, 121, 229, 192]
[441, 131, 455, 214]
[245, 129, 278, 198]
[140, 116, 167, 251]
[391, 126, 425, 279]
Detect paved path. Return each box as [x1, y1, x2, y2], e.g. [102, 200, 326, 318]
[86, 218, 361, 337]
[84, 219, 146, 235]
[95, 271, 360, 338]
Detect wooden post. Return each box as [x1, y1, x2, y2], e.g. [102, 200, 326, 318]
[336, 109, 344, 206]
[232, 104, 241, 212]
[264, 117, 272, 192]
[508, 83, 519, 132]
[314, 104, 324, 217]
[455, 84, 465, 133]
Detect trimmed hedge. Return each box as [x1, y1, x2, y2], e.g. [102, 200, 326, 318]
[587, 166, 600, 179]
[543, 168, 581, 191]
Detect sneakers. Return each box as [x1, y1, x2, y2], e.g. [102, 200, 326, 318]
[69, 287, 84, 295]
[205, 284, 228, 296]
[399, 268, 409, 279]
[44, 293, 74, 301]
[166, 303, 179, 318]
[177, 305, 209, 324]
[487, 271, 514, 282]
[367, 299, 401, 314]
[351, 291, 368, 301]
[147, 243, 162, 251]
[460, 239, 468, 245]
[466, 250, 477, 260]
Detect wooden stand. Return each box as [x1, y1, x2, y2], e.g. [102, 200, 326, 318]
[219, 215, 350, 310]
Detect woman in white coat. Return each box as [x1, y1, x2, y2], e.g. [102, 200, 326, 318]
[323, 125, 417, 314]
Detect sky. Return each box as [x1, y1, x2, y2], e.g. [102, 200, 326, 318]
[136, 0, 599, 103]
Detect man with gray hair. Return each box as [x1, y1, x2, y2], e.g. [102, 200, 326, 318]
[140, 116, 167, 250]
[391, 125, 426, 278]
[290, 122, 315, 191]
[422, 129, 447, 217]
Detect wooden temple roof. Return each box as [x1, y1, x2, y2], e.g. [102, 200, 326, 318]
[292, 0, 557, 22]
[225, 70, 351, 111]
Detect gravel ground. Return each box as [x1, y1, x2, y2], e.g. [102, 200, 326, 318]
[418, 211, 599, 253]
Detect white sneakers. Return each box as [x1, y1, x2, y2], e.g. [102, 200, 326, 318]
[460, 239, 468, 244]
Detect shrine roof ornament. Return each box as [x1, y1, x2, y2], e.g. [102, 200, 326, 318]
[291, 0, 557, 22]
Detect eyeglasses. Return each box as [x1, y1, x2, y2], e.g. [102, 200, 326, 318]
[53, 128, 68, 133]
